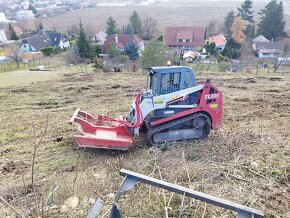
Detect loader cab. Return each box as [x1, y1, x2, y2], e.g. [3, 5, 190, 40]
[147, 66, 197, 96]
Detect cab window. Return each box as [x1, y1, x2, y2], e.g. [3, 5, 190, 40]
[160, 72, 181, 95]
[184, 71, 194, 88]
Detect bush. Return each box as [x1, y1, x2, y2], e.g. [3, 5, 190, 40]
[41, 47, 64, 56]
[41, 47, 54, 56]
[92, 57, 103, 71]
[218, 61, 231, 72]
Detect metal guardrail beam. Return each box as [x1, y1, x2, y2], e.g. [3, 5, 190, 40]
[119, 169, 264, 218]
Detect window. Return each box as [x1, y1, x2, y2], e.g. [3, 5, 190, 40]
[184, 71, 194, 88]
[178, 39, 183, 42]
[160, 72, 181, 95]
[186, 39, 190, 42]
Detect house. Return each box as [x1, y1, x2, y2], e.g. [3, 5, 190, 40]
[92, 30, 106, 45]
[0, 29, 8, 43]
[20, 30, 70, 52]
[0, 13, 9, 23]
[253, 41, 285, 58]
[164, 27, 206, 51]
[4, 25, 23, 39]
[182, 50, 200, 63]
[252, 35, 270, 43]
[103, 34, 144, 54]
[15, 10, 35, 22]
[206, 34, 227, 52]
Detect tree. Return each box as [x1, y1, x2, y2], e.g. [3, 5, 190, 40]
[141, 17, 158, 40]
[222, 38, 241, 59]
[129, 10, 142, 34]
[206, 21, 217, 38]
[76, 20, 95, 61]
[122, 24, 134, 35]
[67, 24, 78, 36]
[105, 16, 118, 37]
[124, 40, 139, 60]
[7, 45, 23, 68]
[140, 40, 166, 69]
[257, 0, 286, 40]
[8, 23, 18, 40]
[107, 44, 122, 59]
[28, 4, 38, 16]
[237, 0, 254, 23]
[39, 22, 44, 30]
[246, 24, 255, 39]
[205, 42, 216, 55]
[231, 16, 247, 44]
[94, 44, 102, 56]
[237, 0, 255, 38]
[223, 10, 235, 38]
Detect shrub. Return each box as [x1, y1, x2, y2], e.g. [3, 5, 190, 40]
[41, 47, 54, 56]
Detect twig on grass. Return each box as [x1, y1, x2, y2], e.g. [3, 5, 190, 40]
[0, 196, 25, 218]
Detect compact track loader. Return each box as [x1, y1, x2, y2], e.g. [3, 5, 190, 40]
[70, 65, 223, 150]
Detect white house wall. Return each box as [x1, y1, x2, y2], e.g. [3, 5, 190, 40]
[20, 43, 36, 52]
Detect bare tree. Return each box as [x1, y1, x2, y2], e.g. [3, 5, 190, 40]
[141, 17, 158, 40]
[273, 44, 290, 73]
[7, 45, 23, 68]
[31, 118, 48, 189]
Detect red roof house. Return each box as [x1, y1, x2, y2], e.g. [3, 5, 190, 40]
[206, 34, 227, 51]
[103, 34, 144, 53]
[164, 27, 206, 51]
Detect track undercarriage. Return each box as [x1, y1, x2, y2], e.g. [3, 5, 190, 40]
[146, 113, 211, 147]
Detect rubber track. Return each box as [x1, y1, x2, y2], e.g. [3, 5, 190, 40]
[147, 113, 210, 147]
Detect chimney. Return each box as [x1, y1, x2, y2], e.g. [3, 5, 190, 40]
[115, 34, 118, 44]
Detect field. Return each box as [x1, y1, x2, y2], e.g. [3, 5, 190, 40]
[0, 66, 289, 217]
[40, 0, 290, 34]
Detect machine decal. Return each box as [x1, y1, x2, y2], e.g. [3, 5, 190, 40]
[210, 104, 218, 109]
[153, 98, 163, 104]
[205, 93, 219, 100]
[164, 110, 175, 114]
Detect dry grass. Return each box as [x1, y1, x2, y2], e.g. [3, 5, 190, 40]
[40, 1, 290, 34]
[0, 68, 289, 217]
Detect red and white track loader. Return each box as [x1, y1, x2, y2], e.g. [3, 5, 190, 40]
[69, 66, 223, 150]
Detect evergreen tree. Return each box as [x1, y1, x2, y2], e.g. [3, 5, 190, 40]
[237, 0, 254, 23]
[124, 40, 139, 60]
[205, 42, 216, 55]
[76, 21, 95, 61]
[222, 39, 241, 59]
[122, 24, 134, 35]
[140, 40, 166, 69]
[105, 16, 118, 37]
[107, 44, 122, 59]
[129, 10, 142, 34]
[257, 0, 286, 40]
[9, 23, 18, 40]
[237, 0, 256, 38]
[223, 10, 235, 38]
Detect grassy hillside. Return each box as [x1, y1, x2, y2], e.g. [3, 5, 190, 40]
[40, 1, 290, 34]
[0, 68, 289, 217]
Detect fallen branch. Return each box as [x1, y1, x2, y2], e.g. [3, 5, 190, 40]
[0, 196, 25, 218]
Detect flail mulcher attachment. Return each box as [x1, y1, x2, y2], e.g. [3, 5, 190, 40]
[69, 93, 143, 150]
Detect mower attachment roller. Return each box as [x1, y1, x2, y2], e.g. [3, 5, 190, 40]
[69, 108, 134, 150]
